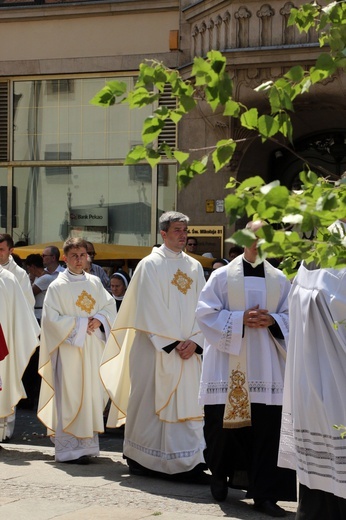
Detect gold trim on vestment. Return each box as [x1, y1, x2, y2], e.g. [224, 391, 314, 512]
[76, 290, 96, 314]
[171, 269, 193, 295]
[223, 366, 251, 428]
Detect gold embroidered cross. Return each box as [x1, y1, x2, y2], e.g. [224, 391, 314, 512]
[171, 269, 193, 295]
[76, 290, 96, 314]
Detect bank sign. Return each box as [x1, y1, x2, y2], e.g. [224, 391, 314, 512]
[69, 207, 108, 226]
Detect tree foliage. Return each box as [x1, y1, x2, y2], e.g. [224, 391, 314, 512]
[90, 1, 346, 276]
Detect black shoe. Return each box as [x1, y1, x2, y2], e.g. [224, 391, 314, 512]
[63, 455, 91, 465]
[169, 470, 211, 485]
[211, 476, 228, 502]
[127, 459, 153, 477]
[254, 500, 286, 518]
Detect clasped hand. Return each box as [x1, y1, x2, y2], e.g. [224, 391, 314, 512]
[243, 304, 274, 329]
[176, 340, 197, 360]
[87, 317, 101, 335]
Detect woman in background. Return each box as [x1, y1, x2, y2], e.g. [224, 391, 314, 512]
[110, 270, 131, 311]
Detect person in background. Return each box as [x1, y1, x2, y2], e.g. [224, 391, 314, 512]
[228, 244, 244, 262]
[196, 220, 296, 517]
[42, 245, 65, 278]
[38, 238, 117, 464]
[212, 258, 229, 270]
[11, 253, 23, 268]
[110, 270, 131, 311]
[26, 254, 54, 324]
[100, 211, 208, 483]
[19, 254, 53, 409]
[85, 241, 111, 292]
[0, 233, 34, 307]
[185, 236, 198, 254]
[0, 233, 36, 437]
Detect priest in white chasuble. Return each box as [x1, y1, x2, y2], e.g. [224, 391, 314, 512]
[0, 266, 40, 441]
[196, 220, 296, 517]
[100, 211, 208, 483]
[279, 262, 346, 520]
[38, 238, 116, 464]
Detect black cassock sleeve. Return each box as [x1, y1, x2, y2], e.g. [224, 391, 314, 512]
[162, 341, 203, 355]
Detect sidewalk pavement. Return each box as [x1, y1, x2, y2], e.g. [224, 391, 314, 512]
[0, 409, 298, 520]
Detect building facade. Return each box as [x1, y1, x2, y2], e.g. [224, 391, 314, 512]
[177, 0, 346, 236]
[0, 0, 345, 247]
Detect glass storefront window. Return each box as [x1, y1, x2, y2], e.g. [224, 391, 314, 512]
[13, 77, 152, 161]
[4, 75, 177, 246]
[13, 164, 176, 246]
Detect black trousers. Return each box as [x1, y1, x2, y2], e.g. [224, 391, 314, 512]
[21, 347, 40, 408]
[204, 403, 297, 503]
[296, 484, 346, 520]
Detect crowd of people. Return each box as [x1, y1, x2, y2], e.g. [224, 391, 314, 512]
[1, 212, 346, 520]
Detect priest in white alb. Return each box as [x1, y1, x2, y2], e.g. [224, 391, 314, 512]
[38, 238, 116, 464]
[100, 211, 208, 483]
[0, 266, 40, 441]
[278, 260, 346, 519]
[196, 220, 296, 517]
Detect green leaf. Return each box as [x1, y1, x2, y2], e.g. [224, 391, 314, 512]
[212, 140, 236, 172]
[170, 111, 183, 124]
[225, 176, 237, 189]
[159, 143, 174, 159]
[126, 87, 160, 108]
[275, 113, 293, 142]
[224, 194, 247, 223]
[90, 81, 128, 106]
[240, 108, 258, 130]
[173, 151, 190, 164]
[238, 176, 265, 190]
[284, 66, 305, 82]
[141, 116, 165, 145]
[264, 185, 290, 208]
[223, 99, 241, 117]
[310, 54, 337, 83]
[258, 115, 280, 139]
[146, 148, 161, 168]
[299, 169, 319, 187]
[231, 229, 257, 247]
[179, 95, 197, 113]
[208, 50, 227, 74]
[124, 145, 147, 164]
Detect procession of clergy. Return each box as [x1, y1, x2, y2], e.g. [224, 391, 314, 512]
[1, 212, 346, 520]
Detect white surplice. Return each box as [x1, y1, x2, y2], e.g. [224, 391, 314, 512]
[0, 266, 40, 440]
[3, 255, 35, 308]
[38, 270, 116, 462]
[196, 256, 290, 407]
[100, 245, 206, 474]
[279, 263, 346, 499]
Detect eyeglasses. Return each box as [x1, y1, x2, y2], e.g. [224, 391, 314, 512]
[187, 243, 197, 247]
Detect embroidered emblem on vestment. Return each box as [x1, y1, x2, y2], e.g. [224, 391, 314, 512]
[76, 290, 96, 314]
[171, 269, 193, 295]
[224, 368, 251, 421]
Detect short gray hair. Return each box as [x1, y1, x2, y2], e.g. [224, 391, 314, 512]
[159, 211, 189, 232]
